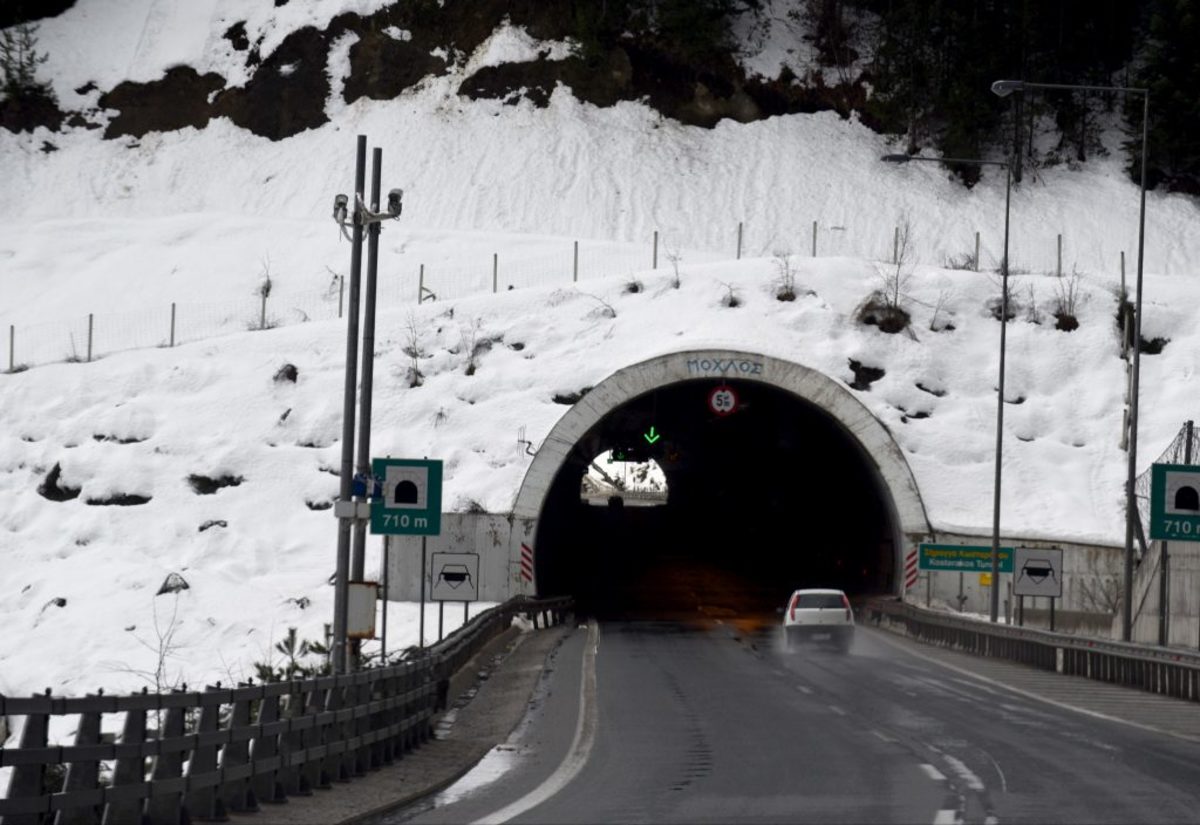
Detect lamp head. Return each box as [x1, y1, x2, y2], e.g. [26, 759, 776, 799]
[880, 154, 911, 164]
[991, 79, 1024, 98]
[333, 193, 349, 223]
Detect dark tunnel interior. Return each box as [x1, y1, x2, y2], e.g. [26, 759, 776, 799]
[535, 379, 898, 622]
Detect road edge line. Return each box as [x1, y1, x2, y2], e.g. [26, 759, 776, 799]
[472, 620, 600, 824]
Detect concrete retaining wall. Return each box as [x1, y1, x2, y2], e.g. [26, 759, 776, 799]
[382, 514, 516, 602]
[1127, 540, 1200, 649]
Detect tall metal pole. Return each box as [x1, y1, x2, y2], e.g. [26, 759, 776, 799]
[991, 163, 1012, 623]
[350, 147, 383, 665]
[333, 135, 367, 674]
[1123, 91, 1150, 642]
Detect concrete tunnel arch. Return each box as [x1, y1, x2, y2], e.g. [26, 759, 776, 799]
[508, 349, 934, 602]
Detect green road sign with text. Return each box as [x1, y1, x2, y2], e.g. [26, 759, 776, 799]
[370, 458, 442, 536]
[1150, 463, 1200, 541]
[919, 543, 1013, 573]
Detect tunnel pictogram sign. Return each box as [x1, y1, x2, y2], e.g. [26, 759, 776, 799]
[1150, 463, 1200, 542]
[430, 552, 479, 601]
[1013, 546, 1062, 598]
[370, 458, 442, 536]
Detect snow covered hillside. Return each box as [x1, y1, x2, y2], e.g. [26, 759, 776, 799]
[2, 0, 1199, 703]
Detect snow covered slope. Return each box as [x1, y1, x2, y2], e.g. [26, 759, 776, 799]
[1, 0, 1198, 701]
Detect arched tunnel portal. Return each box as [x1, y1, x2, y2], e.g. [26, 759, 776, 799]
[511, 351, 932, 622]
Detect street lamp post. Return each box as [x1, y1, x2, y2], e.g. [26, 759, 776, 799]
[992, 80, 1148, 642]
[330, 137, 404, 673]
[882, 153, 1011, 623]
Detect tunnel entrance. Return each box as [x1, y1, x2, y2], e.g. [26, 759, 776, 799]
[534, 378, 898, 621]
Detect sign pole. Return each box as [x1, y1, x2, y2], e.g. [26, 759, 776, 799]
[1018, 595, 1024, 627]
[464, 600, 469, 624]
[381, 537, 389, 662]
[1050, 597, 1056, 631]
[438, 601, 444, 642]
[419, 536, 427, 648]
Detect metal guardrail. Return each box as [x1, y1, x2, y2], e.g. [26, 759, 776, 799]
[0, 595, 573, 825]
[864, 598, 1200, 703]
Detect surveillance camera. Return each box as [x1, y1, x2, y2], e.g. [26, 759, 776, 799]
[387, 188, 403, 218]
[333, 193, 349, 223]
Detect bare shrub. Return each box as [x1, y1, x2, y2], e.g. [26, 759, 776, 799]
[772, 249, 798, 301]
[1052, 267, 1082, 331]
[402, 313, 424, 387]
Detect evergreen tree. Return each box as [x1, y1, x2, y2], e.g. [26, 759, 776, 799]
[1133, 0, 1200, 192]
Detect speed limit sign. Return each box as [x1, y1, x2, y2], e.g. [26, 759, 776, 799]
[708, 384, 738, 416]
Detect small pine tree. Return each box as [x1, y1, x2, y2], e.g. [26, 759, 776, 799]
[0, 23, 54, 104]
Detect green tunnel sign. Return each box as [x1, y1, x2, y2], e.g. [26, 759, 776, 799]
[918, 543, 1013, 573]
[370, 458, 442, 536]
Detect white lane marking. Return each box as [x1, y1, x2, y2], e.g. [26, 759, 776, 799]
[828, 704, 847, 716]
[933, 809, 959, 825]
[943, 754, 985, 792]
[473, 621, 600, 825]
[865, 627, 1200, 745]
[982, 749, 1008, 793]
[873, 730, 896, 743]
[797, 685, 813, 695]
[920, 763, 947, 781]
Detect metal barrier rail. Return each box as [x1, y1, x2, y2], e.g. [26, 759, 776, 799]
[864, 598, 1200, 703]
[0, 595, 574, 825]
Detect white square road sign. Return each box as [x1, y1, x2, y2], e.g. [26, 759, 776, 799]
[1013, 547, 1063, 598]
[430, 552, 480, 601]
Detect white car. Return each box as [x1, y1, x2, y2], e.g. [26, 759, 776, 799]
[782, 588, 855, 652]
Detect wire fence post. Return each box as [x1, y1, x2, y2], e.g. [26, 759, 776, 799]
[652, 230, 658, 269]
[736, 221, 743, 260]
[418, 264, 424, 303]
[87, 313, 93, 362]
[170, 302, 176, 347]
[1057, 233, 1062, 277]
[8, 324, 13, 372]
[339, 275, 345, 318]
[573, 240, 579, 282]
[811, 220, 818, 256]
[893, 226, 899, 264]
[974, 231, 981, 272]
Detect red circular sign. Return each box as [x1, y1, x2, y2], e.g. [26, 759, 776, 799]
[708, 385, 738, 416]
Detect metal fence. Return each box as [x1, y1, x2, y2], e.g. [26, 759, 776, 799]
[0, 595, 573, 825]
[865, 598, 1200, 703]
[3, 218, 1137, 376]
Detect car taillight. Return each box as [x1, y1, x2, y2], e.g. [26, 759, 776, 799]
[842, 593, 852, 621]
[790, 594, 800, 621]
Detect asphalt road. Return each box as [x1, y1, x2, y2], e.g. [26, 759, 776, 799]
[382, 620, 1200, 824]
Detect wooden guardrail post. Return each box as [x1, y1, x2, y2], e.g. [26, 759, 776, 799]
[250, 684, 288, 804]
[282, 683, 314, 798]
[146, 698, 189, 825]
[223, 685, 260, 813]
[6, 691, 51, 825]
[102, 689, 149, 825]
[186, 685, 229, 822]
[53, 697, 104, 825]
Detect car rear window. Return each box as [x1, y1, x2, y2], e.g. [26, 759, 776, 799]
[795, 593, 844, 609]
